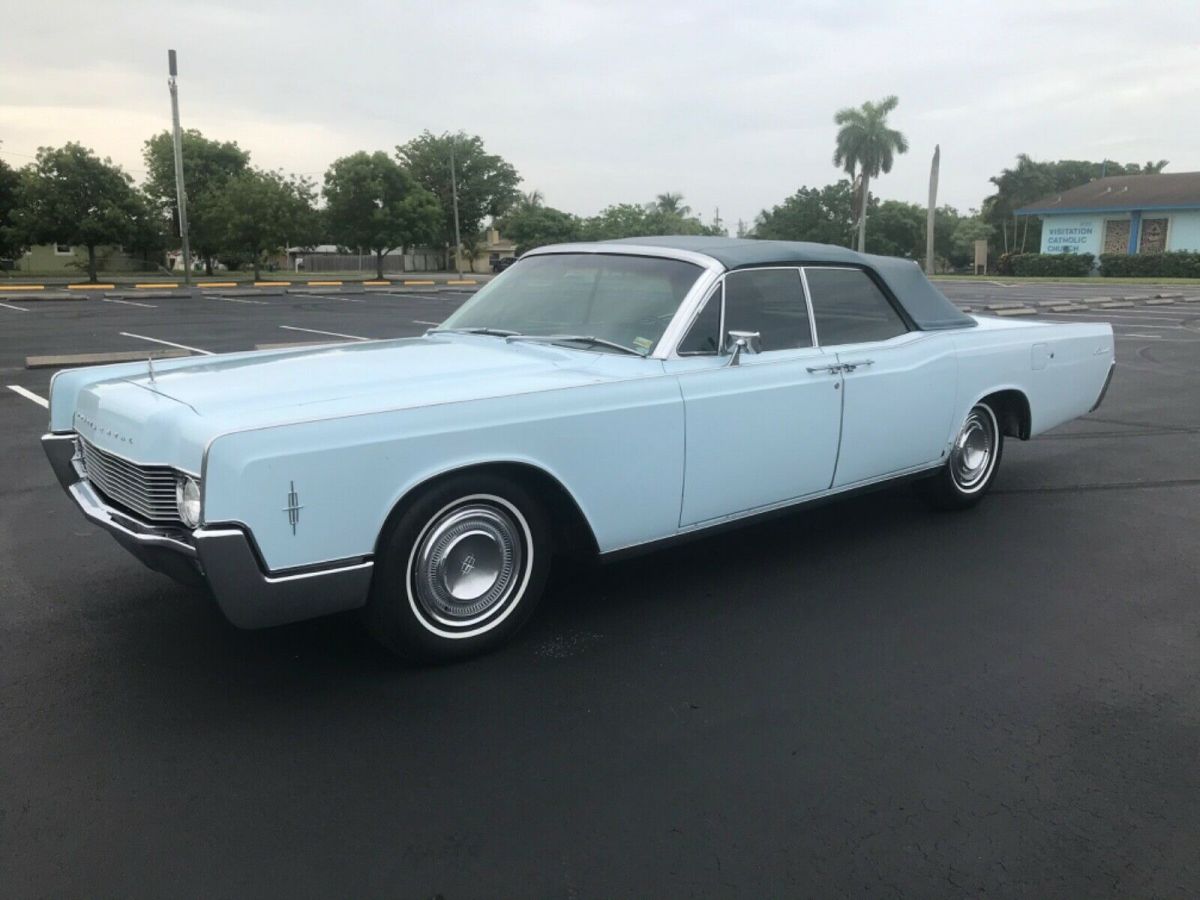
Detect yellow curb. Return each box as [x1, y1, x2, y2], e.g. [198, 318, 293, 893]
[68, 283, 115, 289]
[0, 284, 45, 291]
[307, 280, 343, 286]
[404, 280, 435, 285]
[362, 280, 391, 285]
[198, 282, 238, 288]
[136, 283, 179, 289]
[447, 279, 477, 285]
[254, 281, 289, 287]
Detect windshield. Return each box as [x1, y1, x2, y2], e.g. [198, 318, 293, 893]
[438, 253, 703, 354]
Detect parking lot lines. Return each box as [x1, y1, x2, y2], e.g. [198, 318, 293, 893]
[7, 385, 48, 408]
[119, 332, 214, 355]
[99, 296, 157, 308]
[207, 294, 267, 305]
[0, 301, 30, 312]
[279, 325, 370, 341]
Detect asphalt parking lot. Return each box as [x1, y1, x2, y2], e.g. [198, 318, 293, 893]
[2, 281, 1199, 897]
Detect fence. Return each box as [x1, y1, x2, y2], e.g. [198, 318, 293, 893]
[287, 250, 445, 273]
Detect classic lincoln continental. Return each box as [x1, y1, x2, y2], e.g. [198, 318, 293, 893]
[42, 237, 1115, 659]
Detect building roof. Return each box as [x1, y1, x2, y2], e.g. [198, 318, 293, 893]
[1016, 172, 1200, 216]
[598, 236, 974, 331]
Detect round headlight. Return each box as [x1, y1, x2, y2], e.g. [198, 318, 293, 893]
[176, 476, 202, 528]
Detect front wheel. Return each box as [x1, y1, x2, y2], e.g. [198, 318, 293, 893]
[916, 402, 1004, 510]
[362, 474, 550, 661]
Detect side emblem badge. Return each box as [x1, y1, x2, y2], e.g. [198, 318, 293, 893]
[283, 481, 303, 535]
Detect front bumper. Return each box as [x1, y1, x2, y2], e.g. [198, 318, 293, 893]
[42, 433, 373, 629]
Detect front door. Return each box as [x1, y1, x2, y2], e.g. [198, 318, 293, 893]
[666, 268, 843, 527]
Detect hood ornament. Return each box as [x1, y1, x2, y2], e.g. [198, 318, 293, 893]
[147, 354, 157, 385]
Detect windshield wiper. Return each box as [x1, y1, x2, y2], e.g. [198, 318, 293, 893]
[426, 327, 520, 337]
[505, 334, 647, 357]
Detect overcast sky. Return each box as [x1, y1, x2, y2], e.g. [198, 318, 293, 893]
[3, 0, 1197, 230]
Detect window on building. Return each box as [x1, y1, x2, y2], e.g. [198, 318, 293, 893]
[805, 267, 908, 346]
[54, 244, 72, 256]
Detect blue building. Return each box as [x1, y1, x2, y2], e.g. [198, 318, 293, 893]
[1017, 172, 1200, 256]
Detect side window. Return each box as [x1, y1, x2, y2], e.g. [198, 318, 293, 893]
[805, 267, 908, 345]
[723, 269, 812, 352]
[677, 284, 722, 354]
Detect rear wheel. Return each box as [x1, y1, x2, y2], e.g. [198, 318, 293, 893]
[917, 401, 1003, 510]
[362, 473, 550, 661]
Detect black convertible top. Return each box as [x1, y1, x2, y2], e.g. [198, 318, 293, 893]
[605, 236, 976, 331]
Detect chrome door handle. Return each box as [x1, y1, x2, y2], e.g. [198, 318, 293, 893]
[839, 359, 875, 372]
[806, 364, 841, 374]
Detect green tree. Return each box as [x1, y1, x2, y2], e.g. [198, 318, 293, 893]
[16, 143, 145, 281]
[0, 151, 25, 261]
[752, 181, 857, 245]
[869, 200, 925, 259]
[397, 131, 521, 267]
[143, 129, 250, 274]
[833, 95, 909, 252]
[206, 169, 318, 280]
[322, 151, 442, 279]
[654, 192, 690, 216]
[498, 203, 582, 254]
[580, 199, 720, 241]
[949, 213, 992, 269]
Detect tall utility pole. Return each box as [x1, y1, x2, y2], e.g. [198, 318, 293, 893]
[449, 137, 463, 277]
[925, 144, 940, 276]
[167, 50, 192, 285]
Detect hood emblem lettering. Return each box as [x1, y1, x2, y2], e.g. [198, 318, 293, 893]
[283, 481, 303, 535]
[73, 411, 133, 445]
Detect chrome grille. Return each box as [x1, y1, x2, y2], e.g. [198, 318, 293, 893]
[77, 436, 182, 524]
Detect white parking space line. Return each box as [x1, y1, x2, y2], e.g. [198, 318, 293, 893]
[7, 385, 49, 408]
[100, 297, 157, 309]
[311, 294, 364, 303]
[1122, 334, 1163, 340]
[210, 295, 267, 305]
[120, 331, 215, 355]
[279, 325, 370, 341]
[0, 302, 30, 312]
[413, 320, 441, 326]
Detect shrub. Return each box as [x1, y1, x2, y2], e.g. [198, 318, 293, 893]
[1007, 252, 1095, 277]
[1099, 251, 1200, 278]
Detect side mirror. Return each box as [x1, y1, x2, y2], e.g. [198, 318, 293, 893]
[726, 330, 761, 367]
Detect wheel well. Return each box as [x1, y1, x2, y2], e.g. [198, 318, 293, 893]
[379, 462, 600, 560]
[980, 389, 1031, 440]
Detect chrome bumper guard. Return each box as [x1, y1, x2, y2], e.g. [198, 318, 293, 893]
[42, 433, 373, 629]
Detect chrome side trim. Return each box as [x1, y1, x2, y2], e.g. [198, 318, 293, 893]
[1090, 361, 1116, 412]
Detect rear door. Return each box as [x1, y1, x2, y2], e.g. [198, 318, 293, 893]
[802, 266, 957, 488]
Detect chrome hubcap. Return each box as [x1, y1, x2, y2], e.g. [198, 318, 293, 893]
[951, 406, 997, 492]
[411, 502, 524, 627]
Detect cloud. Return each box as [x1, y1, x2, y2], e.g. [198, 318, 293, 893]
[2, 0, 1197, 228]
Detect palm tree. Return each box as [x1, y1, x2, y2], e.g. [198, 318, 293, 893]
[522, 189, 544, 209]
[654, 192, 690, 217]
[833, 95, 909, 252]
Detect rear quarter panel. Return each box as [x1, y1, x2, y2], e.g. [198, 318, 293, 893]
[951, 316, 1114, 439]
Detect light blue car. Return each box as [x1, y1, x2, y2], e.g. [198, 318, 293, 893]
[42, 238, 1115, 660]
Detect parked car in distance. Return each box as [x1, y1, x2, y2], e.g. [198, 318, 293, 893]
[490, 255, 518, 273]
[42, 237, 1115, 660]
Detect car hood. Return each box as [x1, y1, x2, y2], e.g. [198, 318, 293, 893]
[59, 335, 654, 471]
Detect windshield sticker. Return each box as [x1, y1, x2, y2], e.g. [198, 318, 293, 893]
[633, 337, 653, 352]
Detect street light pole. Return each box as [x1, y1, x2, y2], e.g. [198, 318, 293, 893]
[167, 49, 192, 286]
[449, 137, 463, 277]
